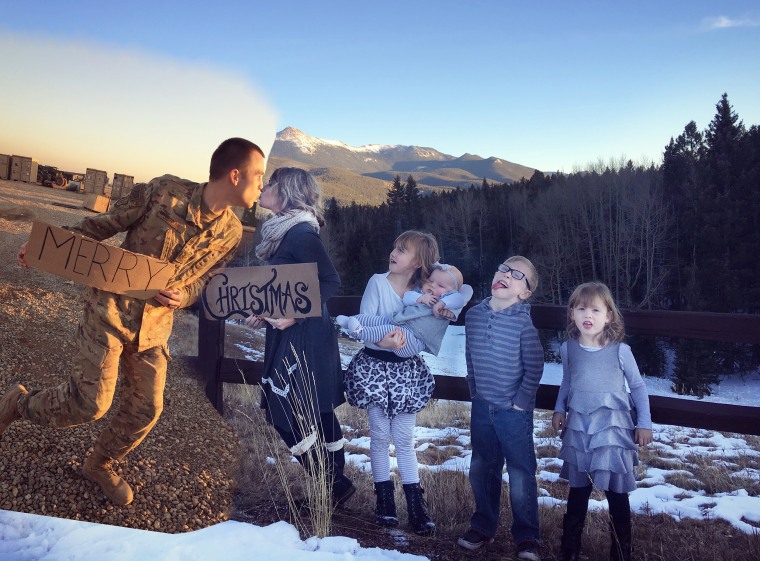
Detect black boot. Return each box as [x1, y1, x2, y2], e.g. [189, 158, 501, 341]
[374, 480, 398, 527]
[558, 512, 585, 561]
[328, 448, 356, 508]
[609, 519, 631, 561]
[402, 483, 435, 535]
[608, 491, 632, 561]
[296, 448, 356, 508]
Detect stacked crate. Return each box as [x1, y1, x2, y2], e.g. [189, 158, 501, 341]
[111, 173, 134, 201]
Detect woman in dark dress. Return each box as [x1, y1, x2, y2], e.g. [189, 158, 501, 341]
[245, 167, 354, 506]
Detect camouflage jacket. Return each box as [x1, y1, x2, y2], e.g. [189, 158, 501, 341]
[69, 175, 242, 351]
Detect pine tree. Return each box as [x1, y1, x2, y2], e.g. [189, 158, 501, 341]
[403, 175, 420, 205]
[662, 121, 704, 310]
[386, 175, 404, 207]
[699, 93, 745, 312]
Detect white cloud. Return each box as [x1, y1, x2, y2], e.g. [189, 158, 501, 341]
[0, 31, 278, 183]
[702, 15, 760, 30]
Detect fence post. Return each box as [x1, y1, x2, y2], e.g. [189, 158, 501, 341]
[198, 311, 226, 414]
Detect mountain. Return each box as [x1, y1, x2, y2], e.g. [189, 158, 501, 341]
[268, 127, 537, 205]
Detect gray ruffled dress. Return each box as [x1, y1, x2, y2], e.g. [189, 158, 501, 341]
[555, 340, 651, 493]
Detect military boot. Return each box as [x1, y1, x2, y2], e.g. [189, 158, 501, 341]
[0, 384, 27, 438]
[83, 452, 134, 506]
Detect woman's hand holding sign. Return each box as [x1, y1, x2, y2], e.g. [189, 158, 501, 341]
[264, 317, 296, 331]
[244, 314, 296, 331]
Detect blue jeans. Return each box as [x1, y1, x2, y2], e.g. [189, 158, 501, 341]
[468, 397, 540, 543]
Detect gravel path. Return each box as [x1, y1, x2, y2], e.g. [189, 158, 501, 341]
[0, 179, 240, 532]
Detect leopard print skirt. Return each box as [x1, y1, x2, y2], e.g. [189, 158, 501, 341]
[344, 349, 435, 418]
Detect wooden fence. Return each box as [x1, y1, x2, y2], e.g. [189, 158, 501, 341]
[197, 297, 760, 436]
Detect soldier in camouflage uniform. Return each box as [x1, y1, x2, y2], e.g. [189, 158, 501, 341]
[1, 137, 266, 505]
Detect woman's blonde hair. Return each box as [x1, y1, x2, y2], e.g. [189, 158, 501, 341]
[268, 167, 324, 225]
[394, 230, 440, 288]
[567, 281, 625, 344]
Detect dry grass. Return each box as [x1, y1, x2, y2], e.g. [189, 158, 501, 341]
[224, 349, 342, 538]
[681, 453, 760, 496]
[416, 399, 471, 429]
[335, 402, 369, 433]
[227, 389, 760, 559]
[170, 313, 760, 558]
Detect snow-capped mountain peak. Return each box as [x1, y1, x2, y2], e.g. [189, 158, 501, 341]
[277, 127, 398, 155]
[270, 127, 537, 190]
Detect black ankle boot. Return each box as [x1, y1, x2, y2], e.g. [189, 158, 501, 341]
[559, 512, 586, 561]
[374, 480, 398, 527]
[402, 483, 435, 535]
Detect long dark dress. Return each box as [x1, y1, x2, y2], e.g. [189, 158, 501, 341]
[259, 222, 344, 437]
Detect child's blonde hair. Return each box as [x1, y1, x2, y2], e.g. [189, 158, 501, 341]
[505, 255, 539, 296]
[394, 230, 440, 288]
[566, 281, 625, 344]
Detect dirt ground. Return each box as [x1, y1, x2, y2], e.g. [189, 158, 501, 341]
[0, 179, 239, 532]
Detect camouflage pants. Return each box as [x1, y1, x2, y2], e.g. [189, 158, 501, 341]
[18, 323, 168, 461]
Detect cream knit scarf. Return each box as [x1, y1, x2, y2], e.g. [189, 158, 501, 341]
[255, 209, 320, 261]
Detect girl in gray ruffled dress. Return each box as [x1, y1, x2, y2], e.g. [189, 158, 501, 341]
[552, 282, 653, 561]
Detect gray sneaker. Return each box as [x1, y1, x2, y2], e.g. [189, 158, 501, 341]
[456, 528, 494, 551]
[516, 540, 541, 561]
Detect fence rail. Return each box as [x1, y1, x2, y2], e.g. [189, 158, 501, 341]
[197, 296, 760, 436]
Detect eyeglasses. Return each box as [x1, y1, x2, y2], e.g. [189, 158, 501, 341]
[496, 263, 532, 291]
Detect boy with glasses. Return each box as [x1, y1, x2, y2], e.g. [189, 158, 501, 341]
[459, 255, 544, 561]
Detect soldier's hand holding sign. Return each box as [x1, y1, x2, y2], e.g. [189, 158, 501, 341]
[16, 241, 29, 267]
[155, 288, 183, 309]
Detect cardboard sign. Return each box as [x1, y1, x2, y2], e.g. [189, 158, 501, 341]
[25, 221, 175, 299]
[202, 263, 322, 320]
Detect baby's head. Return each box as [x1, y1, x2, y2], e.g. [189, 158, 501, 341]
[423, 264, 463, 297]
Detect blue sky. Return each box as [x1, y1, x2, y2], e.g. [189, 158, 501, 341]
[1, 1, 758, 182]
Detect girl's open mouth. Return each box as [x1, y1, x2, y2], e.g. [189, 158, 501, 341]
[492, 280, 508, 290]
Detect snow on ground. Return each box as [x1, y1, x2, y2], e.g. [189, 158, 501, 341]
[0, 514, 427, 561]
[2, 327, 759, 560]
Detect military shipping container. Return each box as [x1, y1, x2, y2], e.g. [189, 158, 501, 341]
[111, 173, 134, 200]
[84, 168, 108, 195]
[0, 154, 9, 180]
[10, 155, 39, 183]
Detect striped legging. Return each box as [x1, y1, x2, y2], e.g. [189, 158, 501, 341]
[368, 405, 420, 484]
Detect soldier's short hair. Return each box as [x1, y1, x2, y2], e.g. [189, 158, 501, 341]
[209, 138, 265, 181]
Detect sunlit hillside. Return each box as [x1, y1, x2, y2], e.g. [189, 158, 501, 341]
[265, 156, 452, 206]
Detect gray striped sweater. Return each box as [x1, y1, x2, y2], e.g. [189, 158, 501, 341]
[465, 298, 544, 411]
